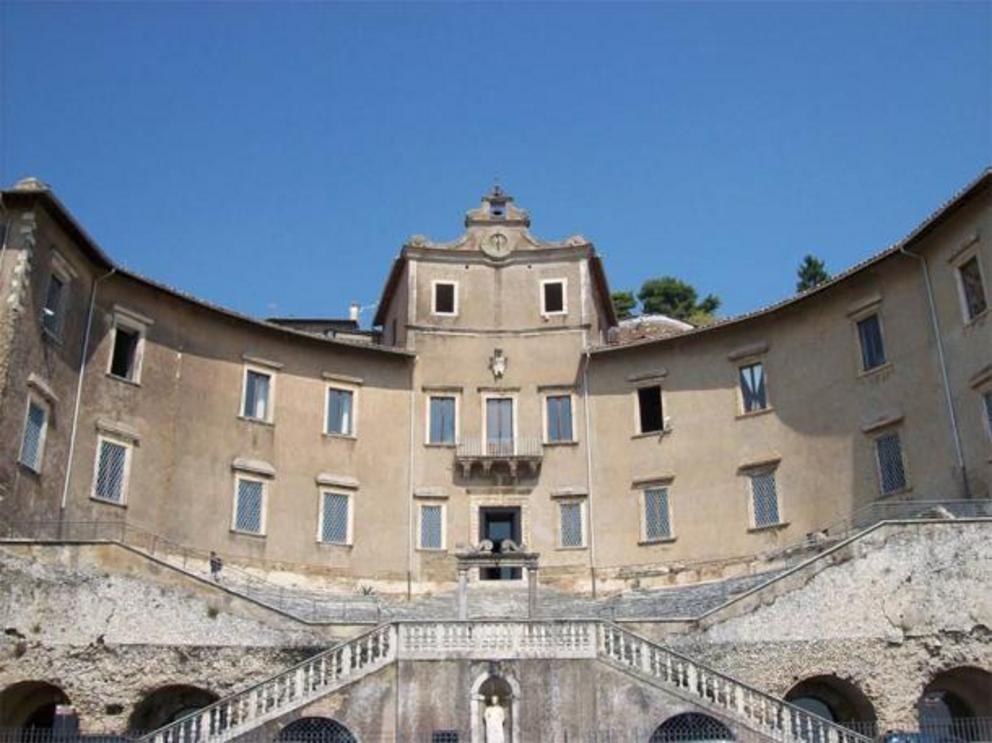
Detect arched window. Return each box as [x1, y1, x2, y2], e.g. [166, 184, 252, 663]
[277, 717, 357, 743]
[650, 712, 734, 742]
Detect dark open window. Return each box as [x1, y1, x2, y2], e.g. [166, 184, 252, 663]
[543, 281, 564, 314]
[110, 326, 140, 380]
[637, 386, 663, 433]
[856, 314, 886, 371]
[958, 256, 987, 321]
[434, 282, 456, 314]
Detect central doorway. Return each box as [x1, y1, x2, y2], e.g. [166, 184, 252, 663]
[479, 507, 521, 580]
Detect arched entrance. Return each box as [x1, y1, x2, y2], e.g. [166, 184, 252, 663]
[649, 713, 734, 742]
[785, 675, 877, 735]
[470, 673, 520, 743]
[127, 685, 219, 733]
[0, 681, 70, 730]
[276, 717, 357, 743]
[918, 667, 992, 741]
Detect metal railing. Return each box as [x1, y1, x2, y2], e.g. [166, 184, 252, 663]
[140, 624, 395, 743]
[598, 623, 871, 743]
[0, 519, 381, 624]
[455, 436, 543, 458]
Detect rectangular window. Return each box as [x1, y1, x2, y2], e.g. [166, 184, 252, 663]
[749, 471, 780, 528]
[429, 396, 456, 445]
[326, 387, 354, 435]
[41, 273, 66, 336]
[109, 325, 142, 381]
[875, 431, 908, 495]
[234, 477, 265, 534]
[637, 385, 664, 433]
[559, 501, 584, 548]
[242, 369, 272, 421]
[433, 282, 457, 315]
[856, 314, 886, 371]
[432, 733, 459, 743]
[19, 399, 48, 473]
[419, 503, 444, 550]
[320, 491, 351, 545]
[643, 487, 672, 541]
[94, 438, 129, 504]
[739, 362, 768, 413]
[546, 395, 573, 443]
[958, 256, 988, 321]
[485, 397, 514, 455]
[984, 391, 992, 441]
[542, 280, 566, 315]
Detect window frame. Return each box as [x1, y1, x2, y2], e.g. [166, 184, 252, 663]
[540, 278, 568, 317]
[106, 312, 147, 384]
[556, 498, 587, 550]
[324, 383, 358, 438]
[231, 474, 268, 536]
[40, 270, 69, 340]
[317, 488, 354, 546]
[542, 391, 577, 445]
[853, 310, 888, 375]
[481, 393, 518, 454]
[743, 466, 784, 531]
[737, 359, 770, 415]
[639, 484, 675, 544]
[633, 382, 667, 436]
[872, 428, 911, 496]
[239, 364, 275, 424]
[952, 249, 988, 324]
[18, 394, 50, 474]
[91, 434, 133, 507]
[983, 389, 992, 443]
[416, 500, 447, 552]
[425, 394, 459, 447]
[431, 280, 459, 317]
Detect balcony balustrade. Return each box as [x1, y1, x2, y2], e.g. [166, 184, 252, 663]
[454, 436, 543, 478]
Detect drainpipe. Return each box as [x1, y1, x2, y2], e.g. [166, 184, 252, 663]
[898, 246, 970, 499]
[59, 267, 117, 533]
[582, 348, 598, 598]
[405, 354, 417, 601]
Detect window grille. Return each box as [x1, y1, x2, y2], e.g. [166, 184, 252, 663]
[749, 471, 780, 527]
[638, 386, 663, 433]
[875, 431, 907, 494]
[644, 487, 672, 541]
[559, 502, 584, 547]
[321, 492, 350, 544]
[856, 314, 886, 371]
[42, 273, 65, 335]
[959, 256, 988, 320]
[543, 281, 565, 313]
[235, 478, 264, 534]
[432, 732, 459, 743]
[739, 362, 767, 412]
[420, 504, 443, 549]
[546, 395, 573, 442]
[243, 370, 271, 420]
[110, 325, 140, 379]
[19, 401, 47, 472]
[326, 388, 354, 435]
[95, 440, 128, 504]
[429, 396, 456, 444]
[984, 391, 992, 440]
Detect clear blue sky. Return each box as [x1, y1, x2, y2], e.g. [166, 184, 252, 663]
[1, 2, 989, 323]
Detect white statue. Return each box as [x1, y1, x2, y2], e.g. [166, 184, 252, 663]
[484, 695, 506, 743]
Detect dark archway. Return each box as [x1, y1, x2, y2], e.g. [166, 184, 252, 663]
[650, 713, 734, 742]
[0, 681, 70, 729]
[785, 675, 877, 734]
[127, 685, 219, 734]
[277, 717, 357, 743]
[919, 667, 992, 741]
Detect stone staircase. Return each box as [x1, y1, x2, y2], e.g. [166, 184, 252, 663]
[140, 620, 870, 743]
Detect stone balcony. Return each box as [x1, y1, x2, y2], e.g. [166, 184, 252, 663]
[455, 437, 543, 478]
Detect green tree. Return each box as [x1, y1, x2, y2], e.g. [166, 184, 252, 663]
[796, 254, 831, 292]
[637, 276, 721, 323]
[611, 290, 638, 320]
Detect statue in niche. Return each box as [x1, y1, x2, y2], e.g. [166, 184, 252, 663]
[484, 696, 506, 743]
